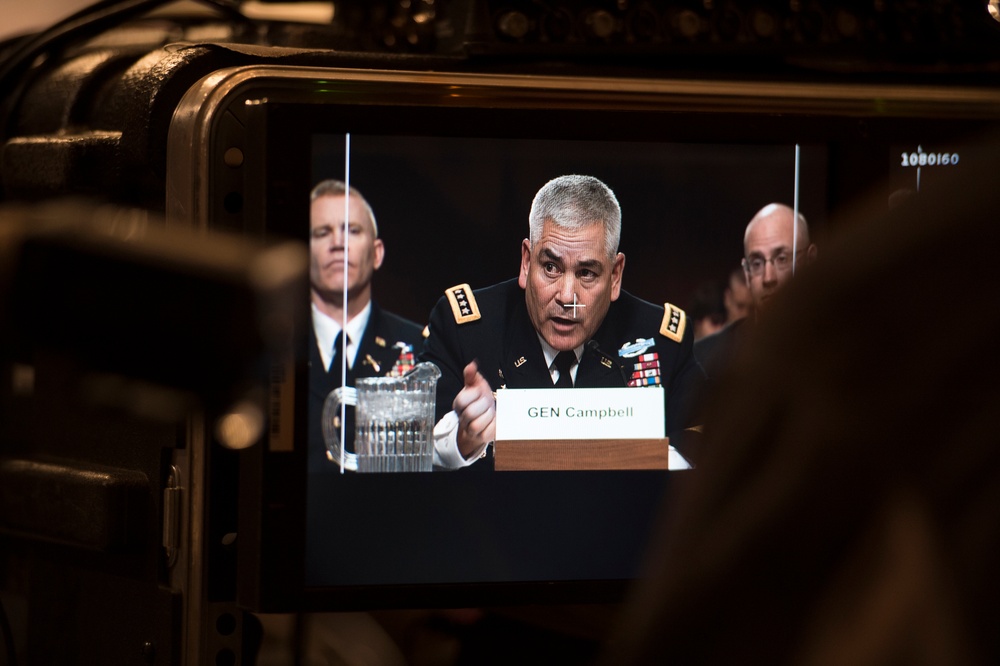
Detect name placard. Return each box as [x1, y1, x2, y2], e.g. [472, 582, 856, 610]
[495, 387, 665, 441]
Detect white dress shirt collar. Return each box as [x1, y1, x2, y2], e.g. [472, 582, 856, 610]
[312, 301, 372, 371]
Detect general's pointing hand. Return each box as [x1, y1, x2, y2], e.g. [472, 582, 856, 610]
[453, 360, 497, 459]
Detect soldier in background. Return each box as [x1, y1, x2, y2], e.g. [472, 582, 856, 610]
[308, 179, 424, 472]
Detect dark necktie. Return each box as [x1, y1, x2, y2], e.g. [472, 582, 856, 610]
[553, 350, 576, 388]
[330, 331, 350, 372]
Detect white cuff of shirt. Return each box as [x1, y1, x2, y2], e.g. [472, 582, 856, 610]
[433, 410, 488, 469]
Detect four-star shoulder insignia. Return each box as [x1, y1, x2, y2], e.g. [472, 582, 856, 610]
[660, 303, 687, 343]
[445, 283, 481, 324]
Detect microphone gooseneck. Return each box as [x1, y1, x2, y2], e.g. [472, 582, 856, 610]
[586, 340, 628, 387]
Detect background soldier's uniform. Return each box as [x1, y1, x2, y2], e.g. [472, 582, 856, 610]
[308, 302, 424, 473]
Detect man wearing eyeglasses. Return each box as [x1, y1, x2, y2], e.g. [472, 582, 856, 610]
[695, 203, 817, 380]
[742, 203, 817, 311]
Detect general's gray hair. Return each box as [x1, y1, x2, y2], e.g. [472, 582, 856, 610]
[528, 175, 621, 259]
[310, 179, 379, 238]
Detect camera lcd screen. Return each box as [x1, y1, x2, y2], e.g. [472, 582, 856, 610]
[200, 67, 996, 610]
[303, 134, 825, 591]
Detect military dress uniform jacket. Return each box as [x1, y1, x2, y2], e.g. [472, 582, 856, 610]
[308, 301, 424, 473]
[421, 278, 706, 463]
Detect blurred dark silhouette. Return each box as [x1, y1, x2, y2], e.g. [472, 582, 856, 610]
[722, 267, 751, 324]
[688, 278, 727, 341]
[603, 131, 1000, 666]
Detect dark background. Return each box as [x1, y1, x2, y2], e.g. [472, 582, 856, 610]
[312, 134, 829, 326]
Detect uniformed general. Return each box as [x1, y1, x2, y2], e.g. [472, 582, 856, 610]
[308, 179, 424, 472]
[421, 174, 705, 469]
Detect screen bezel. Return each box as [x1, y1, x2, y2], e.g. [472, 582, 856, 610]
[166, 64, 1000, 612]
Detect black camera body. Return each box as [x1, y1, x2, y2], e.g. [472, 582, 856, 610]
[3, 0, 1000, 205]
[3, 2, 1000, 664]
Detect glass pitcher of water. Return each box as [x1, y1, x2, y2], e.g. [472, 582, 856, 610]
[322, 362, 441, 472]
